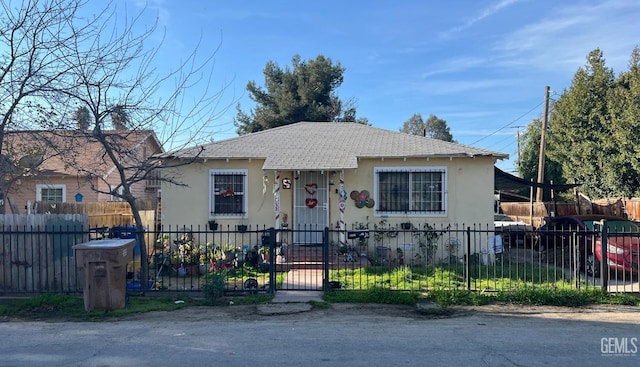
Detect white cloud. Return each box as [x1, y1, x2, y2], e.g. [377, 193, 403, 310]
[493, 0, 640, 73]
[406, 78, 518, 96]
[440, 0, 527, 39]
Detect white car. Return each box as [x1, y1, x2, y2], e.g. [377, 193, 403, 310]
[494, 214, 535, 246]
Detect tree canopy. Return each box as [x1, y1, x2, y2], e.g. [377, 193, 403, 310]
[545, 47, 640, 198]
[234, 55, 366, 134]
[399, 113, 454, 142]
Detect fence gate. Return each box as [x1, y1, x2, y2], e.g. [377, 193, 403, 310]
[276, 228, 328, 291]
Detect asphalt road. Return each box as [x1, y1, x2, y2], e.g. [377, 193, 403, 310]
[0, 303, 638, 367]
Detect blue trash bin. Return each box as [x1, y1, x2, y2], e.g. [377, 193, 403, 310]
[109, 225, 146, 288]
[108, 225, 142, 258]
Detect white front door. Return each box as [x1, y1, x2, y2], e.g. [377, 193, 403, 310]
[294, 171, 328, 244]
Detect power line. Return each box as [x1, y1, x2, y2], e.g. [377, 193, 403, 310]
[512, 125, 525, 161]
[469, 101, 544, 146]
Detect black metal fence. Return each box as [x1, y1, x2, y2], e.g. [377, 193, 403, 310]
[1, 222, 638, 296]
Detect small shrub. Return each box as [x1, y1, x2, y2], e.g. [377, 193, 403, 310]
[495, 287, 640, 307]
[428, 289, 493, 307]
[202, 272, 226, 301]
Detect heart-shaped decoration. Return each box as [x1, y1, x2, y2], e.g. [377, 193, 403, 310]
[305, 198, 318, 208]
[305, 183, 317, 195]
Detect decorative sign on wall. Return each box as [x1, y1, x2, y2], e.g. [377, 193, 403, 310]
[350, 190, 375, 208]
[282, 178, 292, 189]
[75, 193, 83, 202]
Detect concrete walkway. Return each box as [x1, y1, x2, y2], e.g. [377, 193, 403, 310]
[271, 269, 324, 303]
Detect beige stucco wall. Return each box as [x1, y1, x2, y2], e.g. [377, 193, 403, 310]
[332, 156, 495, 229]
[160, 156, 497, 231]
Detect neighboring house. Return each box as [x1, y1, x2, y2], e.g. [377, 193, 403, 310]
[159, 122, 508, 244]
[1, 129, 163, 214]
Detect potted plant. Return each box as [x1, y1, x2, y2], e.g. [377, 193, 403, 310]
[396, 247, 404, 266]
[199, 242, 214, 274]
[221, 244, 238, 262]
[237, 220, 248, 232]
[258, 245, 270, 262]
[257, 245, 270, 272]
[261, 231, 271, 246]
[373, 219, 388, 245]
[172, 233, 203, 275]
[208, 220, 218, 231]
[413, 223, 446, 265]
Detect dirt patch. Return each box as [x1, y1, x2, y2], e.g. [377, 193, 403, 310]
[117, 302, 640, 323]
[3, 299, 638, 324]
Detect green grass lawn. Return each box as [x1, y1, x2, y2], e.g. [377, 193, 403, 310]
[1, 263, 636, 321]
[329, 262, 583, 292]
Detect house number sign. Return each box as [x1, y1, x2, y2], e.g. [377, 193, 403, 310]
[282, 178, 292, 189]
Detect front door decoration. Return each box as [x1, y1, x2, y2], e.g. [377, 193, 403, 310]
[304, 183, 317, 195]
[305, 182, 318, 208]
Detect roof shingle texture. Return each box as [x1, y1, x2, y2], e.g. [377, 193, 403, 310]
[164, 122, 507, 170]
[3, 130, 159, 176]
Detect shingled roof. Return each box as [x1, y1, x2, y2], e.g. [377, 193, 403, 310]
[3, 130, 162, 176]
[162, 122, 508, 170]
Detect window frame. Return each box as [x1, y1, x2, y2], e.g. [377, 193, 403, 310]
[209, 169, 248, 219]
[110, 185, 124, 201]
[373, 166, 447, 217]
[36, 184, 66, 203]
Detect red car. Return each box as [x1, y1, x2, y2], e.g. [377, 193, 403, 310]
[536, 215, 639, 277]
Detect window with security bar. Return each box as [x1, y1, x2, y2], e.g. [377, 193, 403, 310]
[375, 167, 446, 215]
[209, 169, 247, 216]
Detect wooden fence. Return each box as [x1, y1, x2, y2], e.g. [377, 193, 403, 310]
[501, 197, 640, 227]
[36, 201, 156, 230]
[1, 201, 157, 294]
[0, 214, 88, 293]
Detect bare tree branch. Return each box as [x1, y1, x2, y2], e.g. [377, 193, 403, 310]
[1, 0, 236, 289]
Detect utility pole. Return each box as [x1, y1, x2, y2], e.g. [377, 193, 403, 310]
[536, 85, 550, 202]
[512, 125, 524, 166]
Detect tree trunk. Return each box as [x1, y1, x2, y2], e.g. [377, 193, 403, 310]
[128, 199, 149, 291]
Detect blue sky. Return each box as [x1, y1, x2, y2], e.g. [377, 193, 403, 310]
[124, 0, 640, 173]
